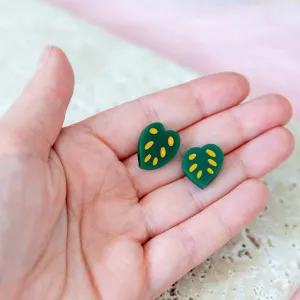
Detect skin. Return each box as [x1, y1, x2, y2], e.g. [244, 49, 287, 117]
[292, 289, 300, 300]
[0, 47, 295, 300]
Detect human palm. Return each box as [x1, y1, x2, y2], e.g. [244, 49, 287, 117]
[0, 48, 294, 300]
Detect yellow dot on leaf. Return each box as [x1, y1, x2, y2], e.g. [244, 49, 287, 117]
[189, 163, 198, 172]
[144, 154, 151, 163]
[160, 147, 166, 158]
[207, 168, 214, 174]
[206, 149, 216, 157]
[149, 128, 158, 134]
[208, 159, 217, 167]
[145, 141, 154, 150]
[168, 136, 174, 146]
[197, 170, 203, 179]
[153, 157, 158, 166]
[189, 154, 197, 160]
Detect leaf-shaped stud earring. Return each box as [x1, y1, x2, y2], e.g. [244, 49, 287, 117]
[138, 122, 180, 170]
[182, 144, 224, 189]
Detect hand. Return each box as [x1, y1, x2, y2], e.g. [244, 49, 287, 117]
[0, 47, 294, 300]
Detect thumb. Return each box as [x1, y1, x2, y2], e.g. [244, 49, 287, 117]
[2, 46, 74, 158]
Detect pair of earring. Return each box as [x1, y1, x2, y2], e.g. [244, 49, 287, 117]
[138, 122, 224, 189]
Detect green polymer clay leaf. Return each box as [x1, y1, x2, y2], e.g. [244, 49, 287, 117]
[138, 122, 180, 170]
[182, 145, 224, 189]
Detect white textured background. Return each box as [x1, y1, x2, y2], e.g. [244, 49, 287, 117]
[0, 1, 299, 299]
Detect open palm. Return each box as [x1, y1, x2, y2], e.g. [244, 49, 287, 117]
[0, 48, 294, 300]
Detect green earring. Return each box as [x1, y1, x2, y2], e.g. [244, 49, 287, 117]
[182, 144, 224, 189]
[138, 122, 180, 170]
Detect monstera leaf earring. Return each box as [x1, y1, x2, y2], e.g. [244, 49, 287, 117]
[182, 144, 224, 189]
[138, 122, 180, 170]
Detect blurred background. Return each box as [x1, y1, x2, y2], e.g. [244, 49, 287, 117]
[0, 1, 299, 299]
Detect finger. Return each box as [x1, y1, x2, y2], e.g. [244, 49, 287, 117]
[291, 288, 300, 300]
[140, 127, 294, 239]
[2, 46, 74, 158]
[126, 94, 292, 197]
[81, 72, 249, 159]
[145, 179, 268, 297]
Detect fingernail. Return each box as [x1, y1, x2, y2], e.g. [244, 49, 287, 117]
[37, 46, 52, 69]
